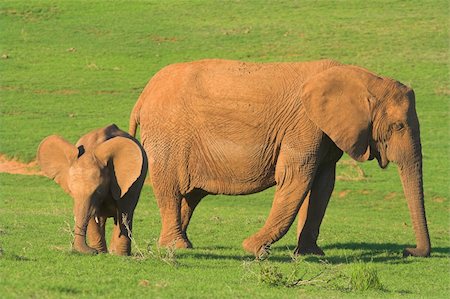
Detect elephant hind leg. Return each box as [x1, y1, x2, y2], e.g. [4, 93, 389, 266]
[87, 217, 107, 253]
[155, 192, 192, 249]
[180, 189, 208, 248]
[148, 151, 191, 249]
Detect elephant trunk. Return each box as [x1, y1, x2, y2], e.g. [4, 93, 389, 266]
[397, 140, 431, 257]
[73, 200, 97, 254]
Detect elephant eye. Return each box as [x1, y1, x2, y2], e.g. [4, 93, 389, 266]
[392, 122, 405, 131]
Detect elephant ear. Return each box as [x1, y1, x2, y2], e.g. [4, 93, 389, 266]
[37, 135, 78, 193]
[301, 66, 375, 162]
[94, 137, 143, 200]
[76, 124, 129, 150]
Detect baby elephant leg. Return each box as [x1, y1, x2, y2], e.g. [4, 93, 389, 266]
[87, 217, 107, 253]
[109, 211, 134, 256]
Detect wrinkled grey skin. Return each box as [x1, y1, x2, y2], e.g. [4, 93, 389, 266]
[130, 59, 430, 258]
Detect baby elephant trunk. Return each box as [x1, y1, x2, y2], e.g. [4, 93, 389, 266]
[73, 200, 97, 254]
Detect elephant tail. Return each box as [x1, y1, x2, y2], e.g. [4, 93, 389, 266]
[129, 100, 142, 137]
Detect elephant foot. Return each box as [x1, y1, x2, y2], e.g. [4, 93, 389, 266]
[294, 244, 325, 256]
[181, 232, 194, 249]
[89, 244, 107, 254]
[73, 244, 98, 255]
[109, 242, 131, 256]
[94, 248, 108, 254]
[159, 236, 192, 249]
[73, 236, 98, 254]
[109, 250, 131, 256]
[402, 247, 430, 257]
[242, 236, 271, 258]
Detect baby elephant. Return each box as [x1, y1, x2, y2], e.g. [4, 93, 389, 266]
[38, 124, 148, 255]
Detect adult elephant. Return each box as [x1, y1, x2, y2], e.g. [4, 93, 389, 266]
[129, 59, 430, 257]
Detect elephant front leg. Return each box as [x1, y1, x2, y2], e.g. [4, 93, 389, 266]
[87, 217, 107, 253]
[242, 177, 310, 256]
[109, 211, 134, 256]
[295, 162, 336, 256]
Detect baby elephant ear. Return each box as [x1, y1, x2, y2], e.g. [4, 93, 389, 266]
[37, 135, 78, 193]
[301, 66, 373, 162]
[94, 137, 144, 200]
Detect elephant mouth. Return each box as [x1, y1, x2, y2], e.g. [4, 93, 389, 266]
[368, 141, 389, 169]
[373, 143, 389, 169]
[377, 156, 389, 169]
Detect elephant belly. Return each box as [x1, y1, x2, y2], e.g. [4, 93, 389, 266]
[192, 140, 277, 195]
[144, 131, 278, 196]
[201, 176, 276, 196]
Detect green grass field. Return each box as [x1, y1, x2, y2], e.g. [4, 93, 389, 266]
[1, 1, 449, 298]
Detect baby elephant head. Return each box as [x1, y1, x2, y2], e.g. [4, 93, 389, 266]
[38, 131, 145, 254]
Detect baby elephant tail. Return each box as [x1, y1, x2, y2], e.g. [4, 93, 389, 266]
[129, 100, 142, 137]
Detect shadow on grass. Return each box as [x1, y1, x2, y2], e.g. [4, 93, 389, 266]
[178, 242, 449, 263]
[0, 252, 37, 262]
[321, 242, 450, 254]
[194, 245, 235, 251]
[177, 249, 255, 262]
[294, 242, 449, 264]
[48, 286, 81, 295]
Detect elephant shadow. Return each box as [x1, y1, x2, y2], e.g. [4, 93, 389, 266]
[177, 246, 253, 262]
[300, 242, 450, 264]
[179, 243, 449, 263]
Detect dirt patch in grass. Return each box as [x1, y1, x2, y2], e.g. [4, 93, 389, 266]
[33, 89, 79, 95]
[0, 154, 153, 185]
[336, 160, 366, 181]
[383, 192, 399, 201]
[338, 190, 350, 198]
[434, 86, 450, 96]
[432, 196, 446, 203]
[0, 154, 42, 176]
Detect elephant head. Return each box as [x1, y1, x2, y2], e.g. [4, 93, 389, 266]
[37, 130, 144, 254]
[301, 65, 431, 257]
